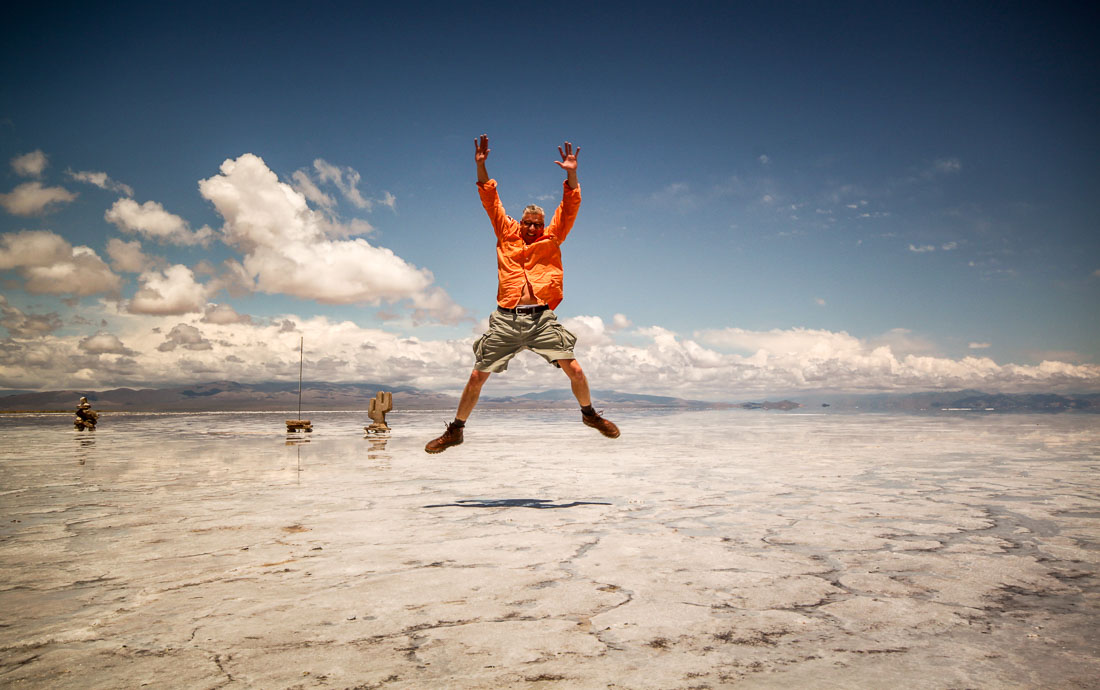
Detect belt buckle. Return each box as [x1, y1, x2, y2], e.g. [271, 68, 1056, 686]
[516, 304, 539, 315]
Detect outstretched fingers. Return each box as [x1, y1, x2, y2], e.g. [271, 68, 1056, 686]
[558, 141, 580, 161]
[475, 134, 490, 160]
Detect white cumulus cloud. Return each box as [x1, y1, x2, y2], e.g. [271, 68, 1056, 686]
[377, 190, 397, 211]
[157, 323, 213, 352]
[105, 198, 213, 246]
[291, 169, 336, 208]
[0, 295, 62, 338]
[0, 182, 78, 216]
[106, 238, 162, 273]
[689, 326, 1100, 394]
[312, 159, 371, 209]
[198, 153, 464, 322]
[561, 315, 615, 346]
[201, 303, 252, 325]
[0, 230, 120, 296]
[11, 150, 48, 177]
[68, 170, 134, 197]
[127, 264, 210, 315]
[79, 332, 135, 355]
[293, 159, 397, 213]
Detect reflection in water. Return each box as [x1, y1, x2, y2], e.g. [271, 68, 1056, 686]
[74, 432, 96, 465]
[2, 409, 1095, 505]
[366, 433, 391, 469]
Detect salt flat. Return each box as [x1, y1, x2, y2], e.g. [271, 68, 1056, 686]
[1, 409, 1098, 689]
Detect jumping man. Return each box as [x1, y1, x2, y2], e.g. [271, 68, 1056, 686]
[425, 134, 620, 453]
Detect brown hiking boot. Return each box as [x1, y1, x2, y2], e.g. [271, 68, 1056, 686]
[425, 421, 464, 453]
[582, 410, 620, 438]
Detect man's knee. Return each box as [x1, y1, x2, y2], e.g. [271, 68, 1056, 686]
[468, 369, 492, 387]
[558, 359, 585, 379]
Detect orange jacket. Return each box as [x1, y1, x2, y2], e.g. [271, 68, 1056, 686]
[477, 178, 581, 309]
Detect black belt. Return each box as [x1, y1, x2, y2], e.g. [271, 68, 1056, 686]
[498, 304, 549, 315]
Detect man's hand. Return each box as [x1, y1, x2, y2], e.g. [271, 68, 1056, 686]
[475, 134, 490, 163]
[555, 141, 580, 189]
[554, 141, 579, 172]
[475, 134, 490, 184]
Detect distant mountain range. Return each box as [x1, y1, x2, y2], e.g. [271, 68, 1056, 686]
[797, 389, 1100, 413]
[0, 381, 445, 412]
[0, 381, 740, 412]
[0, 382, 1095, 413]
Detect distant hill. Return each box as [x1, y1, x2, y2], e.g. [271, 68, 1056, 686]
[0, 381, 448, 412]
[482, 389, 739, 409]
[944, 392, 1100, 412]
[0, 381, 737, 412]
[799, 390, 1100, 413]
[2, 383, 1093, 413]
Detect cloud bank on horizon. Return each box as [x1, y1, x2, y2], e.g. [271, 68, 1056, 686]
[1, 298, 1097, 397]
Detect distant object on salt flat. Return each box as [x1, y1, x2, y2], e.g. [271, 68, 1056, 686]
[365, 391, 393, 434]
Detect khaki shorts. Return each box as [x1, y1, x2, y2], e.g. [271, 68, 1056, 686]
[473, 308, 577, 373]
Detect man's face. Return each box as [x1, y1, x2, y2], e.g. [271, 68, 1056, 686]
[520, 212, 545, 243]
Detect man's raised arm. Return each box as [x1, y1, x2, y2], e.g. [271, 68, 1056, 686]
[545, 141, 581, 243]
[475, 134, 490, 184]
[475, 134, 509, 237]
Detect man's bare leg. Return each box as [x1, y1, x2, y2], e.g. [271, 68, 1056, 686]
[559, 359, 619, 438]
[426, 369, 491, 453]
[457, 369, 492, 421]
[558, 359, 591, 407]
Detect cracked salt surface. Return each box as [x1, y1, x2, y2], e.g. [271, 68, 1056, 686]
[1, 409, 1098, 688]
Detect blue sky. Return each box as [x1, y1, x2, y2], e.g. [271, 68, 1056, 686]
[1, 2, 1097, 398]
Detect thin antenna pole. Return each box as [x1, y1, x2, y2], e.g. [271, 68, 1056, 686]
[298, 336, 304, 419]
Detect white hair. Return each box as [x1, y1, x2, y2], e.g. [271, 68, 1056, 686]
[522, 204, 544, 219]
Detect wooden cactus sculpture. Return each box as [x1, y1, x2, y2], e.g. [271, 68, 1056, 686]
[365, 390, 393, 432]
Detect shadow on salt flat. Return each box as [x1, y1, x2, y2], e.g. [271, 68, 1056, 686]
[423, 498, 612, 509]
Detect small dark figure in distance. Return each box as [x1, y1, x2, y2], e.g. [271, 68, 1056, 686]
[75, 396, 98, 430]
